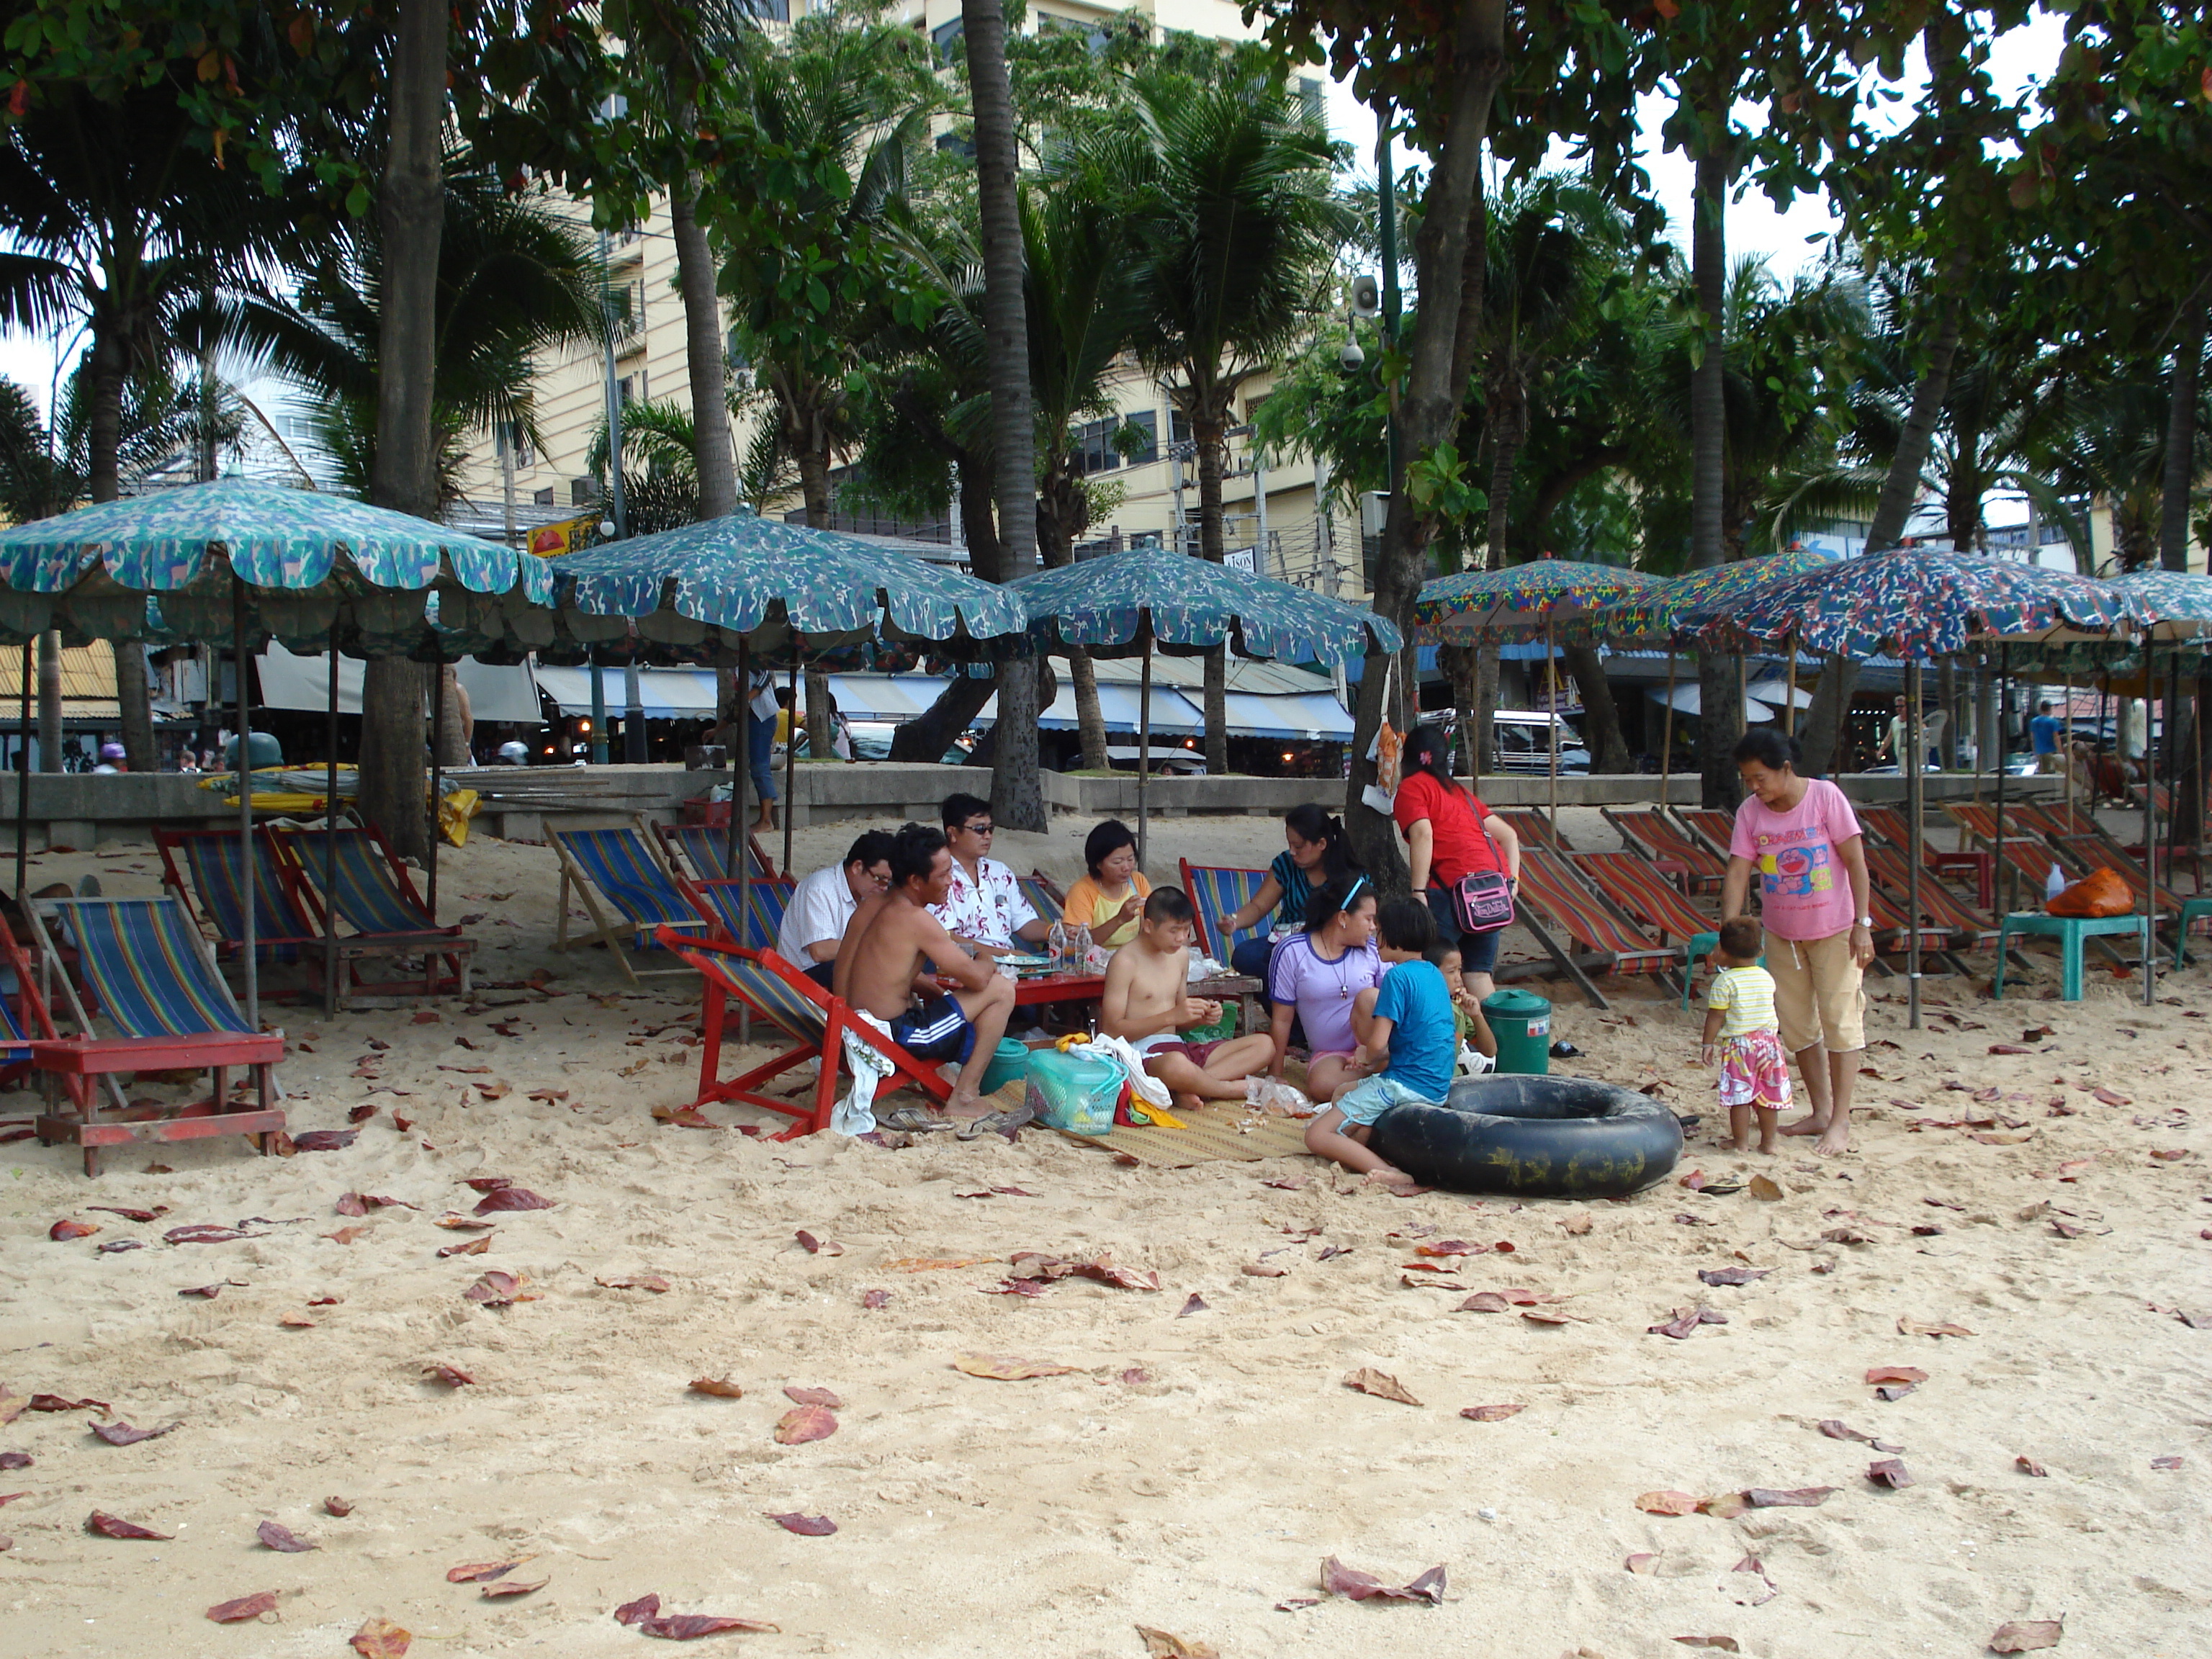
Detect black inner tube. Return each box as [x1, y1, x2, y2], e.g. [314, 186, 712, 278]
[1364, 1074, 1683, 1199]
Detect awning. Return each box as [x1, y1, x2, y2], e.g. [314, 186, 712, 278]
[1647, 683, 1774, 723]
[822, 674, 943, 722]
[535, 665, 720, 719]
[1033, 682, 1204, 735]
[257, 644, 544, 723]
[1220, 691, 1354, 741]
[1745, 676, 1815, 711]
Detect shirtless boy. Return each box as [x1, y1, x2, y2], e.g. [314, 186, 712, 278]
[1099, 888, 1276, 1111]
[836, 822, 1015, 1119]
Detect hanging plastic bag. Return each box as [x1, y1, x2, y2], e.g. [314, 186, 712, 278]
[1361, 658, 1402, 817]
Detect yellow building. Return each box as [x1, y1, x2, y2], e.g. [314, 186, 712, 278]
[454, 0, 1368, 603]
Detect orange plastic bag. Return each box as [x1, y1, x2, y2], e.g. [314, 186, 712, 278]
[2046, 867, 2132, 918]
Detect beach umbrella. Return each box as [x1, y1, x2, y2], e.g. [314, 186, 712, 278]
[549, 511, 1035, 927]
[1696, 547, 2152, 1025]
[1009, 544, 1400, 868]
[1413, 557, 1665, 837]
[0, 478, 554, 1023]
[2106, 570, 2212, 929]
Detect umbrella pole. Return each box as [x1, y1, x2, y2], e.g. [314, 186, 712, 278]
[1906, 657, 1923, 1032]
[232, 575, 257, 1028]
[1138, 626, 1152, 872]
[324, 618, 340, 1019]
[1660, 650, 1676, 804]
[725, 644, 745, 882]
[1546, 616, 1559, 844]
[1995, 645, 2011, 917]
[783, 647, 799, 880]
[1785, 636, 1798, 738]
[2146, 645, 2163, 1006]
[2063, 673, 2076, 832]
[14, 638, 30, 902]
[427, 655, 444, 926]
[1972, 659, 1984, 811]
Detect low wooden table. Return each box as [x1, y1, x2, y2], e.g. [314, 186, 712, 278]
[32, 1031, 287, 1177]
[992, 970, 1264, 1035]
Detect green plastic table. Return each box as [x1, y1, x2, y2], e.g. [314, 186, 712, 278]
[1991, 911, 2150, 1002]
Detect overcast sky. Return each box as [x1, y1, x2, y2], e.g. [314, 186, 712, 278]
[0, 12, 2069, 426]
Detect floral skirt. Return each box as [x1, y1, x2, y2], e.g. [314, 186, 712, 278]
[1717, 1030, 1792, 1110]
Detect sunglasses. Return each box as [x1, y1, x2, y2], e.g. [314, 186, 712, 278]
[961, 822, 994, 836]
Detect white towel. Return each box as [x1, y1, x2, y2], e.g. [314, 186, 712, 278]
[835, 1010, 896, 1136]
[1073, 1033, 1174, 1111]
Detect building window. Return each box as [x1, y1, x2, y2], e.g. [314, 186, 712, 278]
[740, 0, 788, 17]
[931, 18, 963, 64]
[934, 130, 976, 158]
[1169, 408, 1190, 446]
[571, 478, 598, 508]
[1298, 77, 1323, 124]
[1070, 415, 1120, 475]
[1118, 410, 1159, 465]
[534, 486, 554, 508]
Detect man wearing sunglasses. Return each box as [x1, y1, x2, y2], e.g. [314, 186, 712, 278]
[932, 792, 1055, 959]
[774, 830, 896, 988]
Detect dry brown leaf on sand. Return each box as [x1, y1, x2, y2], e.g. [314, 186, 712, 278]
[1747, 1174, 1784, 1201]
[350, 1617, 411, 1658]
[688, 1378, 743, 1398]
[1624, 1552, 1657, 1573]
[1898, 1316, 1976, 1337]
[481, 1577, 548, 1599]
[1318, 1556, 1446, 1604]
[1634, 1491, 1701, 1516]
[953, 1353, 1076, 1380]
[1672, 1640, 1740, 1653]
[1460, 1403, 1525, 1422]
[1989, 1620, 2064, 1653]
[205, 1591, 277, 1624]
[1865, 1364, 1929, 1385]
[1136, 1626, 1220, 1658]
[773, 1405, 838, 1444]
[1342, 1367, 1421, 1406]
[446, 1557, 531, 1583]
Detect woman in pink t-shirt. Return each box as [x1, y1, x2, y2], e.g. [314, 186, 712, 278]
[1720, 729, 1874, 1157]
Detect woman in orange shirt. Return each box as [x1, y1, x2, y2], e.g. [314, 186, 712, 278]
[1060, 819, 1154, 950]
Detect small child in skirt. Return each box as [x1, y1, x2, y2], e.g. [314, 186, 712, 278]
[1699, 915, 1791, 1154]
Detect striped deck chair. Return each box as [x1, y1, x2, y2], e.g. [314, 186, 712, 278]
[1862, 843, 1997, 948]
[1944, 803, 2072, 913]
[1018, 873, 1066, 930]
[1568, 852, 1719, 1008]
[1853, 804, 1995, 909]
[275, 827, 477, 1008]
[687, 877, 796, 951]
[1493, 809, 1573, 852]
[551, 822, 712, 981]
[1179, 861, 1268, 965]
[22, 897, 284, 1177]
[1669, 807, 1739, 866]
[2046, 832, 2212, 965]
[656, 929, 953, 1138]
[1509, 844, 1691, 1010]
[656, 821, 783, 883]
[0, 912, 63, 1095]
[156, 828, 320, 963]
[1599, 806, 1726, 890]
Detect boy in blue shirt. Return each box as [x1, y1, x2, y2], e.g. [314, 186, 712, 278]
[1304, 897, 1456, 1179]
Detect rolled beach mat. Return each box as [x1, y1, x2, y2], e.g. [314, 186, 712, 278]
[1365, 1074, 1683, 1200]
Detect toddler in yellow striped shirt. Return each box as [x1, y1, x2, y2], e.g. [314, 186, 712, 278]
[1699, 916, 1791, 1154]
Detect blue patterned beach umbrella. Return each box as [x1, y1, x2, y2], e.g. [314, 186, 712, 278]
[1413, 555, 1663, 641]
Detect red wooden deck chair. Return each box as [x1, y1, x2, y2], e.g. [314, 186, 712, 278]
[685, 876, 796, 951]
[654, 928, 952, 1138]
[1568, 851, 1719, 1007]
[0, 909, 68, 1098]
[1862, 843, 1995, 948]
[1508, 844, 1692, 1010]
[154, 827, 322, 965]
[1177, 860, 1268, 963]
[1944, 803, 2072, 912]
[269, 827, 477, 1008]
[1599, 806, 1726, 890]
[1851, 805, 1990, 902]
[22, 896, 284, 1177]
[1492, 809, 1573, 852]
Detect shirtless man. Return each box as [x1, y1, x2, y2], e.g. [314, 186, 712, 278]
[1099, 888, 1275, 1112]
[835, 822, 1015, 1118]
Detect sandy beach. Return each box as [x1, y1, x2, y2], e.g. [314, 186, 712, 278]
[1, 806, 2207, 1658]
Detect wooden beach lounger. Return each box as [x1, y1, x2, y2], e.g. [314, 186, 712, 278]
[550, 820, 712, 981]
[1566, 850, 1719, 1007]
[657, 930, 955, 1138]
[23, 897, 284, 1177]
[655, 820, 784, 884]
[274, 827, 477, 1007]
[1506, 845, 1692, 1010]
[1600, 806, 1726, 891]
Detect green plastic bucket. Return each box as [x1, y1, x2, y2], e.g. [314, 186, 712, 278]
[978, 1038, 1033, 1095]
[1481, 988, 1552, 1076]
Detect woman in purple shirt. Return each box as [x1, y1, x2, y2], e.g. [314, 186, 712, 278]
[1266, 871, 1382, 1103]
[1720, 729, 1874, 1156]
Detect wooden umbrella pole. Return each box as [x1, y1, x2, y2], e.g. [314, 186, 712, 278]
[1785, 635, 1798, 737]
[783, 645, 800, 879]
[724, 643, 745, 881]
[1972, 657, 1984, 811]
[1995, 645, 2011, 915]
[1138, 621, 1153, 873]
[2164, 651, 2181, 915]
[323, 616, 341, 1018]
[2063, 672, 2077, 832]
[232, 575, 258, 1028]
[427, 655, 444, 925]
[2146, 644, 2163, 1004]
[14, 638, 30, 901]
[1660, 648, 1677, 802]
[1906, 657, 1923, 1031]
[1546, 615, 1560, 843]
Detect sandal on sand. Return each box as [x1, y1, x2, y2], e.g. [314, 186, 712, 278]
[878, 1105, 951, 1133]
[957, 1102, 1038, 1141]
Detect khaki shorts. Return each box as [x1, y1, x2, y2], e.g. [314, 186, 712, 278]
[1766, 930, 1866, 1054]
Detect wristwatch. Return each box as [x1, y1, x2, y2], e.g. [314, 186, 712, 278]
[1853, 915, 1874, 929]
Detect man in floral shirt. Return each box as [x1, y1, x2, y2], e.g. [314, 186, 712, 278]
[930, 793, 1054, 958]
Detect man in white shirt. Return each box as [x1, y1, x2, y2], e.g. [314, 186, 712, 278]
[930, 792, 1053, 957]
[775, 830, 896, 986]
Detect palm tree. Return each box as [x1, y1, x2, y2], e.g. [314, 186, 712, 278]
[0, 73, 284, 768]
[2023, 365, 2212, 573]
[1115, 73, 1347, 773]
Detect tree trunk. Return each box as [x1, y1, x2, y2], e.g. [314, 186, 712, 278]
[1345, 0, 1508, 887]
[1473, 637, 1497, 775]
[792, 436, 838, 761]
[891, 452, 1003, 763]
[436, 665, 470, 765]
[964, 0, 1046, 830]
[81, 338, 158, 771]
[1037, 469, 1110, 768]
[37, 631, 60, 773]
[2159, 297, 2204, 573]
[1190, 402, 1231, 775]
[1797, 281, 1966, 776]
[672, 177, 738, 521]
[1688, 140, 1737, 809]
[358, 0, 448, 862]
[1564, 642, 1628, 773]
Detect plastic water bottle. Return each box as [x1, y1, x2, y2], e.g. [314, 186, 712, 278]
[1048, 921, 1067, 972]
[1074, 923, 1092, 969]
[2045, 864, 2067, 903]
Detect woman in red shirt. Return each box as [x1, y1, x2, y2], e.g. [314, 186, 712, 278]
[1391, 724, 1521, 999]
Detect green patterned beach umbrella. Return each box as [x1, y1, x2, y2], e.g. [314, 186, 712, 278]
[1412, 554, 1663, 641]
[1579, 547, 1835, 647]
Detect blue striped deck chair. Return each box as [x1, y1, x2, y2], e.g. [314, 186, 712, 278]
[275, 827, 477, 1006]
[22, 897, 285, 1175]
[688, 877, 796, 950]
[156, 829, 318, 963]
[656, 821, 782, 882]
[1177, 860, 1269, 965]
[655, 928, 952, 1138]
[1017, 873, 1064, 930]
[551, 822, 711, 981]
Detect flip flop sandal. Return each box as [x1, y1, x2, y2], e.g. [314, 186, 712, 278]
[958, 1103, 1038, 1141]
[879, 1105, 951, 1133]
